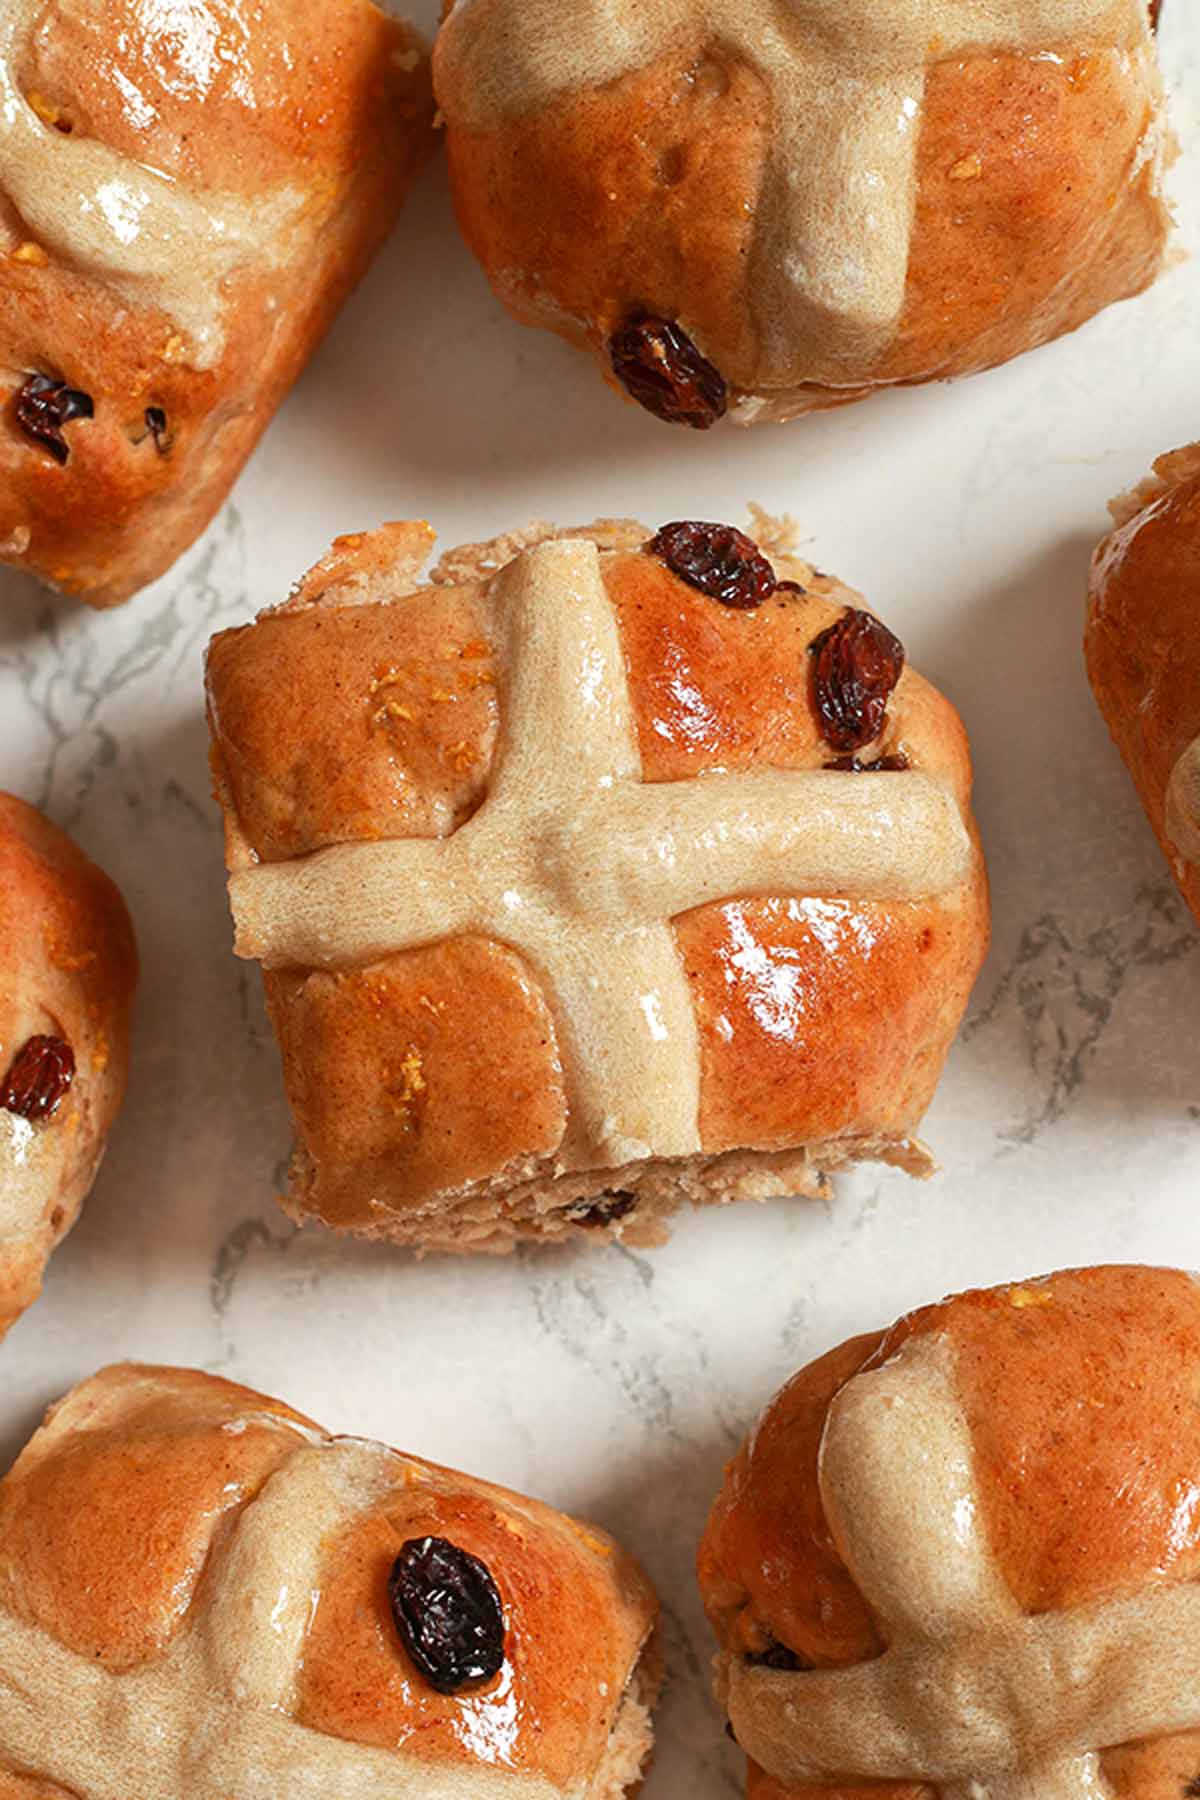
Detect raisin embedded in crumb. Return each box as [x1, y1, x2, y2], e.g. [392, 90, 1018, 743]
[389, 1537, 506, 1695]
[776, 578, 808, 596]
[648, 521, 776, 610]
[570, 1191, 638, 1230]
[809, 608, 906, 754]
[144, 406, 172, 455]
[1150, 0, 1162, 28]
[609, 314, 727, 430]
[14, 373, 93, 465]
[824, 752, 910, 772]
[746, 1638, 812, 1671]
[2, 1035, 75, 1120]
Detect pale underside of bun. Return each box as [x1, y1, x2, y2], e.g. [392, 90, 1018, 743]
[282, 1133, 934, 1252]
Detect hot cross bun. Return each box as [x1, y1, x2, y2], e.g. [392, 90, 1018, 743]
[700, 1263, 1200, 1800]
[434, 0, 1169, 427]
[0, 793, 135, 1337]
[1086, 443, 1200, 923]
[0, 1363, 659, 1799]
[0, 0, 433, 608]
[205, 515, 988, 1250]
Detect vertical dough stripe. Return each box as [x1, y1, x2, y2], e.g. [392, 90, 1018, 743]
[228, 536, 974, 1168]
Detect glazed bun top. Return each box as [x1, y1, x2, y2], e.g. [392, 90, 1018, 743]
[436, 0, 1167, 423]
[1087, 444, 1200, 922]
[699, 1265, 1200, 1798]
[207, 516, 984, 1210]
[0, 793, 136, 1338]
[0, 0, 424, 374]
[0, 1364, 658, 1800]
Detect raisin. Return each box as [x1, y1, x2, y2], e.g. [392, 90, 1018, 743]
[2, 1036, 75, 1120]
[144, 406, 172, 455]
[570, 1191, 637, 1229]
[776, 579, 808, 596]
[609, 315, 727, 430]
[14, 373, 93, 465]
[824, 752, 910, 772]
[809, 608, 905, 754]
[648, 521, 776, 610]
[1150, 0, 1161, 27]
[389, 1537, 505, 1695]
[746, 1638, 811, 1672]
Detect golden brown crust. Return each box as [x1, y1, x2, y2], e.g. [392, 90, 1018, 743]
[678, 883, 987, 1158]
[439, 36, 1167, 421]
[0, 2, 433, 608]
[1085, 444, 1200, 922]
[206, 564, 498, 865]
[0, 793, 136, 1336]
[206, 519, 988, 1246]
[698, 1266, 1200, 1799]
[264, 939, 568, 1226]
[296, 1470, 654, 1786]
[0, 1366, 313, 1669]
[0, 1363, 659, 1795]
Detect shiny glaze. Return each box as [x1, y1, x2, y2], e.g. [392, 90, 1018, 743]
[0, 1, 431, 608]
[207, 525, 986, 1221]
[0, 1, 310, 367]
[699, 1330, 886, 1670]
[206, 578, 501, 862]
[701, 1268, 1200, 1800]
[0, 795, 136, 1338]
[678, 888, 985, 1155]
[299, 1477, 649, 1784]
[437, 0, 1157, 383]
[0, 1369, 307, 1670]
[226, 537, 971, 1174]
[265, 938, 568, 1224]
[607, 550, 837, 779]
[874, 1267, 1200, 1611]
[1087, 454, 1200, 924]
[0, 1366, 656, 1797]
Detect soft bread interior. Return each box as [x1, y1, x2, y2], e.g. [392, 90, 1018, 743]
[283, 1134, 933, 1252]
[586, 1630, 663, 1800]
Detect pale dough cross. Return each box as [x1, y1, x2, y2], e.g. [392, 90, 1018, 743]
[0, 1410, 568, 1800]
[0, 0, 303, 367]
[725, 1331, 1200, 1800]
[438, 0, 1148, 371]
[230, 537, 972, 1170]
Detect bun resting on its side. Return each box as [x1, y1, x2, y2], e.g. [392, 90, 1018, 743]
[205, 513, 988, 1251]
[0, 1363, 660, 1800]
[0, 793, 136, 1337]
[434, 0, 1169, 427]
[0, 0, 433, 608]
[699, 1264, 1200, 1800]
[1086, 443, 1200, 923]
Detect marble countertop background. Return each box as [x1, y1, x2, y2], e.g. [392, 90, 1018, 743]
[2, 12, 1199, 1794]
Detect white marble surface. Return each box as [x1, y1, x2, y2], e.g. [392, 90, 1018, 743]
[1, 12, 1198, 1794]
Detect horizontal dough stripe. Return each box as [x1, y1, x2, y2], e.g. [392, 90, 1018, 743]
[0, 1606, 565, 1800]
[228, 537, 973, 1167]
[725, 1331, 1200, 1795]
[231, 770, 973, 964]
